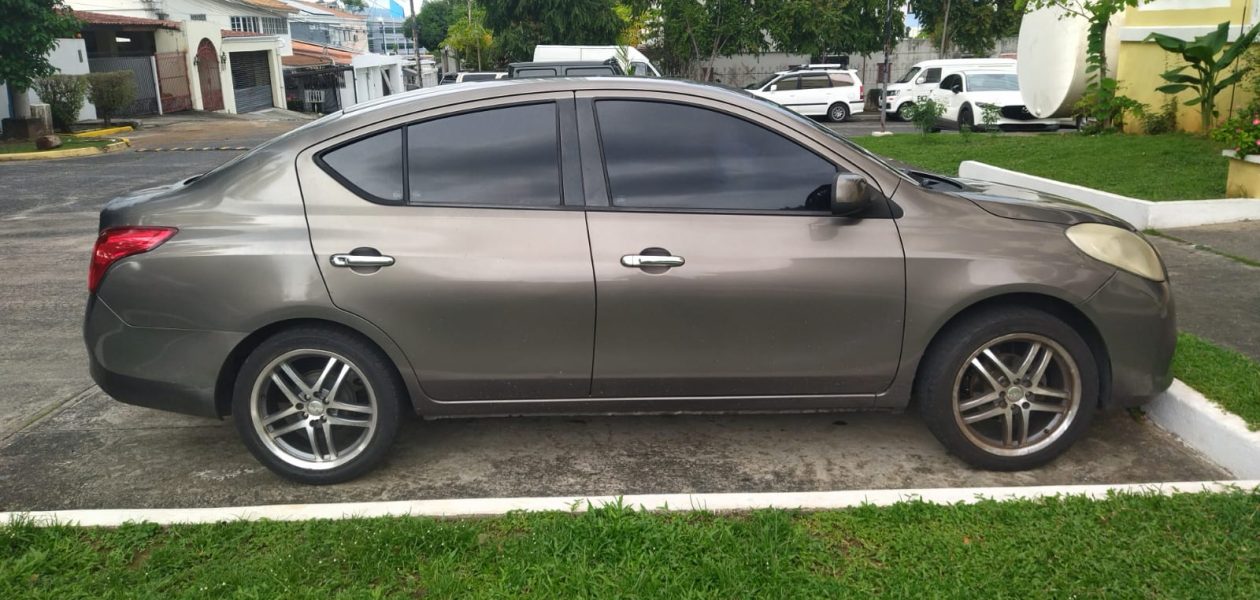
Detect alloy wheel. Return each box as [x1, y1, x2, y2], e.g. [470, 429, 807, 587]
[829, 104, 849, 122]
[951, 333, 1081, 457]
[249, 349, 378, 470]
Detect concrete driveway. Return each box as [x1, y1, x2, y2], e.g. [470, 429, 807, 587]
[0, 112, 1226, 512]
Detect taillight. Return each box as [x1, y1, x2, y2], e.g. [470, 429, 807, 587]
[860, 85, 865, 98]
[89, 226, 177, 293]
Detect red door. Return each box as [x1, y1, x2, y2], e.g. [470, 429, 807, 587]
[196, 39, 223, 111]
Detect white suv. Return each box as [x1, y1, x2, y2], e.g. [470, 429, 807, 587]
[746, 67, 864, 122]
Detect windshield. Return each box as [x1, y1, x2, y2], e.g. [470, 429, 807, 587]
[896, 67, 920, 84]
[967, 73, 1019, 92]
[746, 74, 778, 90]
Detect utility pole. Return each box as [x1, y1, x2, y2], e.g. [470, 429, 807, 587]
[939, 0, 952, 59]
[410, 0, 423, 88]
[879, 0, 893, 134]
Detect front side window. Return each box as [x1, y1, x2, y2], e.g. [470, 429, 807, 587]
[595, 100, 838, 212]
[941, 74, 963, 91]
[799, 74, 831, 89]
[408, 103, 560, 206]
[772, 76, 800, 91]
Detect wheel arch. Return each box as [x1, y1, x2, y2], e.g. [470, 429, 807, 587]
[911, 292, 1113, 409]
[214, 315, 423, 417]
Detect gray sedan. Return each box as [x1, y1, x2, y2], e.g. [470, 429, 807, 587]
[85, 78, 1174, 483]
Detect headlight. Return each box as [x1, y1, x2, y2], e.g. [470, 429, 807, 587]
[886, 90, 897, 97]
[1065, 223, 1166, 282]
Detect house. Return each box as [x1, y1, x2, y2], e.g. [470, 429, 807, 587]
[283, 38, 403, 114]
[286, 0, 368, 53]
[63, 0, 297, 113]
[0, 37, 97, 135]
[1116, 0, 1260, 132]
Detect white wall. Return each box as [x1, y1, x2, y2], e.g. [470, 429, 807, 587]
[4, 38, 98, 124]
[342, 53, 402, 107]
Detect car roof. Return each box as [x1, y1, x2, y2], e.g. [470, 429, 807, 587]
[913, 58, 1016, 68]
[774, 68, 857, 75]
[958, 69, 1017, 76]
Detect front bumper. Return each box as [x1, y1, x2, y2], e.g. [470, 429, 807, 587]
[1080, 271, 1177, 407]
[84, 296, 245, 418]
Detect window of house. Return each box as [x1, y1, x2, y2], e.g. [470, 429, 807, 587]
[407, 103, 561, 206]
[940, 74, 963, 91]
[261, 17, 288, 35]
[594, 100, 839, 212]
[230, 16, 260, 33]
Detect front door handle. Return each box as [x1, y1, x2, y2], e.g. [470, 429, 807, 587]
[621, 254, 685, 268]
[330, 254, 395, 268]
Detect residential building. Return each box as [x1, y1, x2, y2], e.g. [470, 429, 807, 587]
[283, 39, 402, 114]
[286, 1, 369, 53]
[0, 38, 97, 134]
[1116, 0, 1260, 132]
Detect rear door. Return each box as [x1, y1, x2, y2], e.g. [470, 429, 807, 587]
[793, 72, 833, 115]
[577, 95, 906, 399]
[297, 94, 595, 401]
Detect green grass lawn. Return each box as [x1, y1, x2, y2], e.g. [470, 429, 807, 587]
[4, 491, 1258, 598]
[1173, 332, 1260, 430]
[0, 137, 113, 155]
[852, 133, 1228, 201]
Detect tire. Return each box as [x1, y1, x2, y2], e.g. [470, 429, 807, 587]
[896, 102, 914, 121]
[915, 306, 1098, 471]
[827, 102, 850, 122]
[232, 326, 404, 484]
[959, 105, 976, 132]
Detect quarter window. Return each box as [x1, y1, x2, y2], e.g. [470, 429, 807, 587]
[407, 103, 560, 206]
[595, 100, 838, 212]
[829, 73, 854, 86]
[921, 67, 942, 84]
[321, 129, 405, 203]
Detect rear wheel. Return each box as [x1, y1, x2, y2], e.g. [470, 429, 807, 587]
[233, 327, 403, 484]
[827, 102, 850, 122]
[915, 307, 1097, 470]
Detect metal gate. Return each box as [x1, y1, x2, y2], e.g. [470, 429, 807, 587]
[196, 39, 224, 111]
[87, 56, 158, 115]
[230, 51, 273, 113]
[155, 51, 192, 113]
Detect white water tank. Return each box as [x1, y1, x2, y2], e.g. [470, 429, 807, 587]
[1017, 6, 1125, 118]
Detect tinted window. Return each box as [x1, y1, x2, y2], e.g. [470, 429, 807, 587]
[829, 73, 854, 86]
[321, 128, 404, 203]
[407, 103, 560, 206]
[773, 76, 800, 90]
[515, 67, 558, 77]
[461, 73, 498, 82]
[800, 74, 831, 89]
[921, 68, 942, 84]
[968, 73, 1019, 91]
[941, 74, 963, 91]
[596, 100, 838, 212]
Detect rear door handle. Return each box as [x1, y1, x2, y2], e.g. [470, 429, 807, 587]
[621, 254, 685, 268]
[330, 254, 395, 268]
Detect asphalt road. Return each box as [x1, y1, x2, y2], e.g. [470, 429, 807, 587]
[0, 113, 1227, 511]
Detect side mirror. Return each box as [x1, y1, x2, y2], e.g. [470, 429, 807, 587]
[915, 77, 926, 85]
[832, 173, 872, 217]
[768, 84, 778, 92]
[951, 84, 962, 94]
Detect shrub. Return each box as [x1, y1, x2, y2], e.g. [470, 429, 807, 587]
[1143, 97, 1178, 135]
[979, 102, 1001, 131]
[904, 97, 945, 134]
[33, 74, 88, 133]
[86, 71, 135, 126]
[1212, 113, 1260, 159]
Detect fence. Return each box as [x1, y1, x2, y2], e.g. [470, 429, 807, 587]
[155, 52, 192, 113]
[88, 55, 159, 115]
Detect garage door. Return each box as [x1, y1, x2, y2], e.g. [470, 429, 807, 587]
[230, 51, 273, 113]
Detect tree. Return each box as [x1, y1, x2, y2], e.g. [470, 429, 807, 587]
[911, 0, 1022, 57]
[340, 0, 367, 11]
[481, 0, 623, 62]
[654, 0, 767, 80]
[765, 0, 905, 58]
[1151, 21, 1260, 133]
[442, 3, 495, 70]
[0, 1, 80, 120]
[404, 0, 457, 50]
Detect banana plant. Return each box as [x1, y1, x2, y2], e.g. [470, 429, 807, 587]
[1149, 21, 1260, 134]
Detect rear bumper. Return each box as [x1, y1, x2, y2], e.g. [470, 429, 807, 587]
[1081, 271, 1177, 408]
[84, 296, 244, 418]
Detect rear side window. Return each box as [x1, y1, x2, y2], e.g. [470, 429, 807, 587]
[320, 128, 404, 203]
[829, 73, 854, 86]
[407, 103, 560, 206]
[800, 74, 831, 89]
[462, 73, 497, 82]
[595, 100, 838, 212]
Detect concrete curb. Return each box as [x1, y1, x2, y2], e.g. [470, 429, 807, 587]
[957, 161, 1260, 229]
[74, 125, 134, 138]
[4, 480, 1256, 528]
[1146, 379, 1260, 478]
[0, 138, 130, 162]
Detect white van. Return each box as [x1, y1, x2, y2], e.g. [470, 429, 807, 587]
[533, 45, 662, 77]
[884, 58, 1016, 120]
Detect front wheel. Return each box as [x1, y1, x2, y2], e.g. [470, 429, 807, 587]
[915, 307, 1098, 470]
[827, 102, 850, 122]
[233, 327, 403, 484]
[959, 105, 976, 132]
[896, 102, 914, 121]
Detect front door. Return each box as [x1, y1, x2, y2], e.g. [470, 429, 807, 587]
[581, 98, 906, 398]
[298, 98, 595, 401]
[196, 39, 223, 111]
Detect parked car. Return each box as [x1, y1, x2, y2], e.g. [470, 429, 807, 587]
[884, 58, 1016, 121]
[534, 45, 661, 77]
[507, 60, 624, 78]
[928, 69, 1064, 131]
[746, 67, 864, 122]
[439, 72, 506, 84]
[87, 78, 1175, 484]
